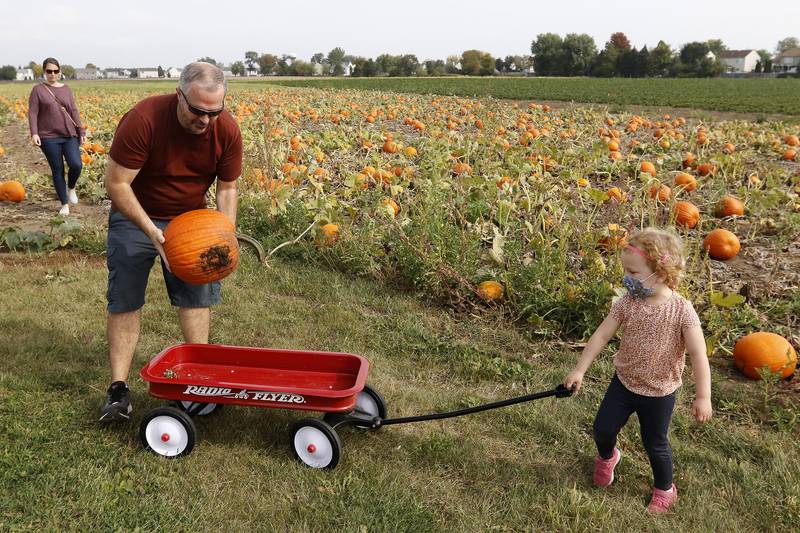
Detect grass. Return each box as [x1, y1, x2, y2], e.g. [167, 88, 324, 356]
[1, 249, 798, 531]
[263, 77, 800, 116]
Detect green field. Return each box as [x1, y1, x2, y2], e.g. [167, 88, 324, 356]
[2, 250, 799, 531]
[264, 77, 800, 116]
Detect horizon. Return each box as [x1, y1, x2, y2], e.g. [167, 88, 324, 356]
[1, 0, 798, 69]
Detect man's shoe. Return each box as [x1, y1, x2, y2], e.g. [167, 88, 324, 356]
[647, 483, 678, 514]
[593, 447, 621, 487]
[99, 381, 132, 421]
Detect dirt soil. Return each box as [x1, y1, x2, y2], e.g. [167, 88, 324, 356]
[0, 119, 109, 233]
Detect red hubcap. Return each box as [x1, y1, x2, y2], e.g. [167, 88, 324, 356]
[307, 444, 317, 454]
[161, 433, 170, 442]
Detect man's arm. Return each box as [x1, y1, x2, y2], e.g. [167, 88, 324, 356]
[216, 178, 238, 227]
[104, 157, 170, 269]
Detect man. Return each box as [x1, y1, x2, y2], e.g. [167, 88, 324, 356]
[100, 62, 242, 421]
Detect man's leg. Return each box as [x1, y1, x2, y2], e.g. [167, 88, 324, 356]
[108, 309, 142, 382]
[179, 307, 210, 344]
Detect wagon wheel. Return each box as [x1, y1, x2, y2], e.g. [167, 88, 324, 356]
[291, 418, 341, 469]
[140, 406, 196, 458]
[173, 401, 222, 417]
[324, 384, 387, 430]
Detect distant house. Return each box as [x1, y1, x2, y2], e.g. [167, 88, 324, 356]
[137, 67, 160, 79]
[775, 48, 800, 72]
[220, 67, 235, 78]
[75, 68, 100, 80]
[717, 50, 760, 73]
[312, 63, 324, 76]
[15, 67, 34, 81]
[104, 68, 132, 79]
[705, 51, 717, 61]
[166, 67, 182, 78]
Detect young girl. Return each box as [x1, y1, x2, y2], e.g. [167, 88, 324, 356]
[564, 227, 712, 514]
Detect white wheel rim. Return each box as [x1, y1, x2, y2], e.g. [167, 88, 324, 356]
[355, 391, 379, 417]
[294, 426, 334, 468]
[145, 415, 190, 456]
[181, 401, 216, 416]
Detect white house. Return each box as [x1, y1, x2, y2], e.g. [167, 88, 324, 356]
[775, 48, 800, 72]
[75, 68, 100, 80]
[718, 50, 760, 73]
[104, 68, 132, 79]
[137, 67, 160, 79]
[166, 67, 182, 78]
[312, 63, 324, 76]
[15, 67, 34, 80]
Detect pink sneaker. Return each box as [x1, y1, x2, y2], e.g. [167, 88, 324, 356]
[647, 483, 678, 514]
[593, 448, 621, 487]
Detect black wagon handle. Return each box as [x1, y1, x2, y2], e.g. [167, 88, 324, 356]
[372, 384, 574, 429]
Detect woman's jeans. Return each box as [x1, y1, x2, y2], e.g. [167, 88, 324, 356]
[40, 136, 82, 205]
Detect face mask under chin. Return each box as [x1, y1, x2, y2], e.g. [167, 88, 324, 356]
[622, 272, 657, 298]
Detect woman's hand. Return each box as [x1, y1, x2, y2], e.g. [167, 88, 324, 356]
[692, 397, 713, 423]
[80, 135, 87, 145]
[31, 134, 41, 146]
[564, 370, 585, 394]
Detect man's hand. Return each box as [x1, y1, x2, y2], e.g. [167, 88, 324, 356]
[80, 135, 87, 145]
[31, 134, 41, 146]
[148, 226, 170, 272]
[692, 397, 713, 423]
[564, 370, 585, 394]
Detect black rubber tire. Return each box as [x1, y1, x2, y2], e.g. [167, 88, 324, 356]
[140, 406, 197, 458]
[291, 418, 342, 469]
[353, 384, 387, 429]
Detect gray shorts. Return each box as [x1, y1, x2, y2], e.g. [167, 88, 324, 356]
[106, 210, 221, 313]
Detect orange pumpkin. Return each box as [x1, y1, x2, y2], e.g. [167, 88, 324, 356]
[674, 172, 697, 192]
[785, 134, 799, 147]
[606, 187, 627, 202]
[783, 149, 796, 161]
[0, 180, 26, 202]
[598, 224, 628, 250]
[696, 163, 716, 177]
[703, 228, 740, 260]
[649, 183, 671, 202]
[733, 332, 797, 380]
[674, 201, 700, 228]
[382, 198, 400, 216]
[317, 223, 340, 246]
[640, 161, 656, 176]
[715, 196, 744, 217]
[477, 280, 504, 301]
[163, 210, 239, 284]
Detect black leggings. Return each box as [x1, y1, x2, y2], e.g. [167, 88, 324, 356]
[593, 374, 676, 490]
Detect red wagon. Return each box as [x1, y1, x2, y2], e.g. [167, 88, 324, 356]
[139, 344, 386, 469]
[140, 343, 572, 469]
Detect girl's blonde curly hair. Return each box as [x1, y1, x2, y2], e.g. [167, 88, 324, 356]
[625, 227, 686, 289]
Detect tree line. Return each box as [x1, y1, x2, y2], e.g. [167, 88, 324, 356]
[2, 36, 798, 81]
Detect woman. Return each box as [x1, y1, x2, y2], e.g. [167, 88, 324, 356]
[28, 57, 85, 216]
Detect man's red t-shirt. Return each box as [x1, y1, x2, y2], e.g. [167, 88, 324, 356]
[108, 93, 242, 219]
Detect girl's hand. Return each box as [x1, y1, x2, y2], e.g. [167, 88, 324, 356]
[31, 134, 41, 146]
[692, 397, 713, 423]
[564, 370, 585, 394]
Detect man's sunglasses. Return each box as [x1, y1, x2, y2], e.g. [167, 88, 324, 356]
[45, 69, 60, 74]
[178, 88, 224, 118]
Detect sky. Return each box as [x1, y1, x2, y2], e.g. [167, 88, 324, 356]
[2, 0, 798, 68]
